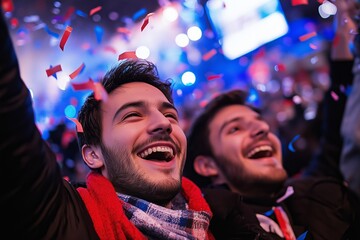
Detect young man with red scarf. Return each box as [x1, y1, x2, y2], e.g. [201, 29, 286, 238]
[0, 8, 215, 239]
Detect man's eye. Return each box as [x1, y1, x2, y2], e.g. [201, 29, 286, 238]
[165, 113, 178, 121]
[228, 127, 240, 134]
[122, 112, 141, 120]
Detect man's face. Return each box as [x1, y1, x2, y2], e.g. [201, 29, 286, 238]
[208, 104, 287, 196]
[99, 82, 187, 205]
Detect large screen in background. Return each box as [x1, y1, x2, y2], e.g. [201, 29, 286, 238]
[205, 0, 289, 60]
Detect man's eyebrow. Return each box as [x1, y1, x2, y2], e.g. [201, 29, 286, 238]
[112, 101, 144, 123]
[161, 102, 178, 113]
[219, 117, 242, 135]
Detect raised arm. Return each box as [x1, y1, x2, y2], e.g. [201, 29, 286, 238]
[0, 9, 75, 238]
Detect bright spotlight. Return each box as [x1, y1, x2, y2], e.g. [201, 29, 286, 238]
[136, 46, 150, 59]
[175, 33, 189, 47]
[181, 71, 196, 86]
[187, 26, 202, 41]
[163, 6, 179, 22]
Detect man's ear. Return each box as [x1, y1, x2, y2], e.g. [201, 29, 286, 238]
[82, 145, 104, 169]
[193, 155, 219, 177]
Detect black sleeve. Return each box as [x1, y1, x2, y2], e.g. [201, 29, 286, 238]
[285, 177, 360, 240]
[0, 10, 98, 240]
[304, 60, 353, 179]
[202, 188, 283, 240]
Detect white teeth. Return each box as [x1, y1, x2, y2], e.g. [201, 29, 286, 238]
[247, 145, 272, 158]
[139, 146, 174, 159]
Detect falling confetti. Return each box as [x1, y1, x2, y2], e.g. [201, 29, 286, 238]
[117, 27, 131, 35]
[202, 49, 217, 61]
[70, 78, 95, 91]
[331, 91, 339, 101]
[309, 43, 317, 50]
[59, 26, 73, 51]
[299, 31, 317, 42]
[288, 134, 300, 152]
[94, 26, 104, 44]
[94, 82, 108, 101]
[67, 117, 84, 133]
[46, 65, 62, 77]
[1, 0, 14, 12]
[141, 13, 154, 32]
[274, 64, 286, 72]
[291, 0, 308, 6]
[69, 63, 85, 79]
[206, 74, 223, 81]
[297, 231, 308, 240]
[118, 51, 137, 60]
[44, 25, 60, 39]
[89, 6, 102, 16]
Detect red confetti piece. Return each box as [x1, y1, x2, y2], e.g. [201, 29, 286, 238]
[67, 117, 84, 133]
[275, 64, 286, 72]
[309, 43, 317, 50]
[333, 34, 340, 47]
[140, 13, 154, 32]
[69, 63, 85, 79]
[89, 6, 102, 16]
[70, 78, 108, 101]
[118, 51, 137, 61]
[103, 46, 117, 54]
[202, 49, 217, 61]
[199, 100, 208, 108]
[59, 26, 73, 51]
[10, 18, 19, 28]
[331, 91, 339, 101]
[299, 31, 317, 42]
[117, 27, 131, 35]
[46, 64, 62, 77]
[207, 74, 223, 81]
[70, 79, 94, 91]
[291, 0, 308, 6]
[94, 82, 108, 101]
[63, 6, 75, 22]
[2, 0, 14, 12]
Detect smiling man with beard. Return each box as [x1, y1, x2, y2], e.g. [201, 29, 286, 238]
[184, 86, 360, 240]
[0, 8, 215, 238]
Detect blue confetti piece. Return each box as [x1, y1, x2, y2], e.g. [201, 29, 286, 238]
[76, 10, 88, 18]
[94, 25, 104, 44]
[345, 86, 352, 97]
[132, 8, 147, 21]
[264, 209, 274, 216]
[297, 231, 308, 240]
[288, 134, 300, 152]
[49, 65, 58, 79]
[44, 25, 59, 39]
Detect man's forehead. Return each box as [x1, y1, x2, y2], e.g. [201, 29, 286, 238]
[214, 105, 257, 120]
[108, 82, 168, 100]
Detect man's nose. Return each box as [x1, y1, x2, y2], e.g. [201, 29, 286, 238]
[148, 112, 172, 134]
[250, 120, 270, 138]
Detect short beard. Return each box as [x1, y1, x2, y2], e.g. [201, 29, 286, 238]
[100, 143, 181, 206]
[215, 156, 287, 197]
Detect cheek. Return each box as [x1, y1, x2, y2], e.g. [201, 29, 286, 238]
[173, 126, 186, 142]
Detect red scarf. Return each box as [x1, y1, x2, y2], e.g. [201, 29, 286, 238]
[77, 172, 214, 240]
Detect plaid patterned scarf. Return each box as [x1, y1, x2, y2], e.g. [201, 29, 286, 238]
[118, 193, 211, 240]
